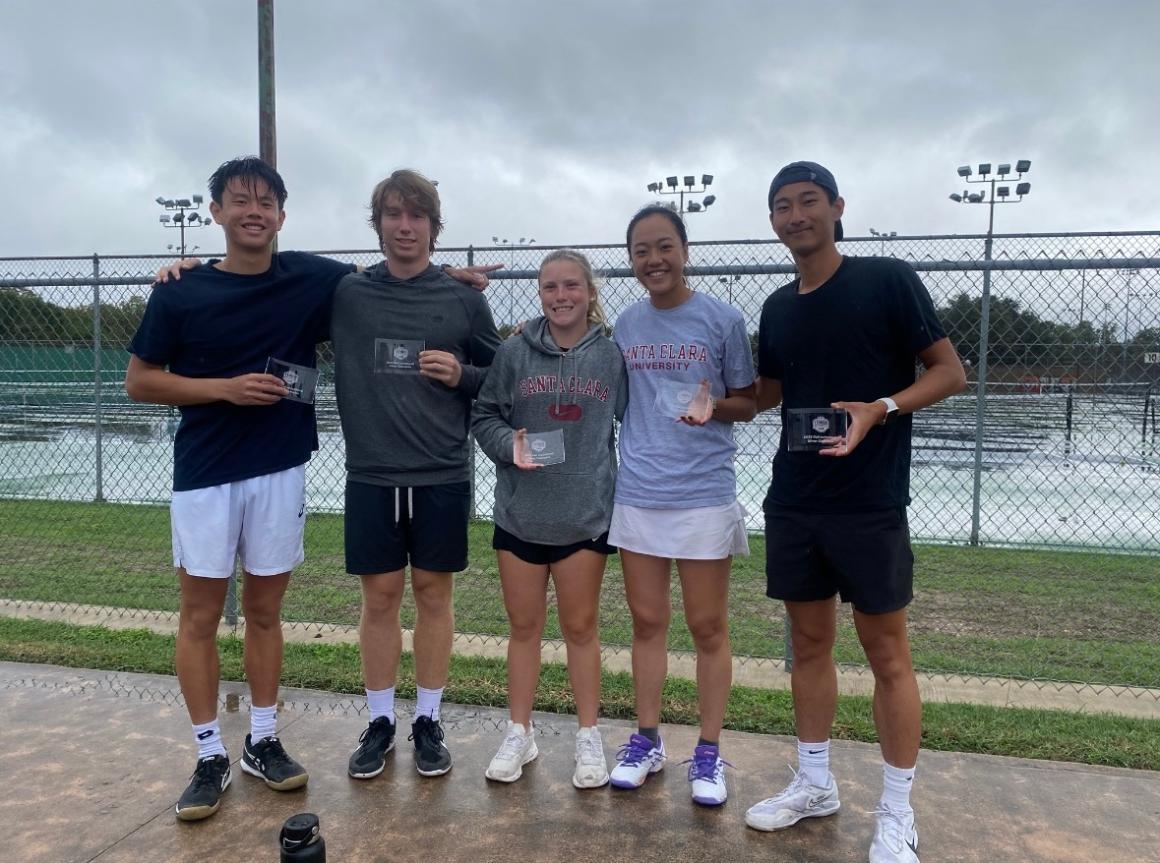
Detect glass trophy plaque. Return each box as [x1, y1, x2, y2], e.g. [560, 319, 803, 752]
[787, 408, 848, 452]
[375, 338, 425, 373]
[654, 379, 708, 419]
[265, 357, 318, 404]
[524, 429, 565, 466]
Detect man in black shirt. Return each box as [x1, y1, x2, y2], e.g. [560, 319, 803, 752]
[744, 162, 965, 863]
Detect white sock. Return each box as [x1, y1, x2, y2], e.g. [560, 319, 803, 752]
[193, 718, 227, 761]
[250, 704, 277, 742]
[880, 761, 916, 812]
[415, 686, 444, 720]
[797, 739, 831, 787]
[366, 687, 396, 724]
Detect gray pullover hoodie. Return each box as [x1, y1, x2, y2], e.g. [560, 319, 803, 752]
[332, 262, 500, 486]
[472, 317, 627, 545]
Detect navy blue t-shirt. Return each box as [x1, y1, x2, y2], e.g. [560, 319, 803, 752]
[128, 251, 355, 491]
[758, 256, 946, 512]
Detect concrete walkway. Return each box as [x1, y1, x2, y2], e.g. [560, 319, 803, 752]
[2, 661, 1157, 863]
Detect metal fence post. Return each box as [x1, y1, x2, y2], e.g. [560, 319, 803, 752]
[225, 570, 239, 629]
[467, 243, 478, 519]
[783, 608, 794, 672]
[91, 253, 105, 502]
[969, 237, 993, 545]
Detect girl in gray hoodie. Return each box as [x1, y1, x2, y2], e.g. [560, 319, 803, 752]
[472, 249, 627, 790]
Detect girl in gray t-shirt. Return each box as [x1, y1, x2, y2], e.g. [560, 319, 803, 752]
[606, 206, 756, 808]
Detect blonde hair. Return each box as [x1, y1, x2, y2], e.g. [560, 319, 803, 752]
[538, 248, 607, 329]
[368, 169, 443, 252]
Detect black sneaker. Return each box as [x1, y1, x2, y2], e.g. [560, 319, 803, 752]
[175, 754, 232, 821]
[409, 716, 452, 777]
[240, 734, 309, 791]
[348, 716, 396, 779]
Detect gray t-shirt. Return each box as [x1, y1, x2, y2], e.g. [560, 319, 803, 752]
[613, 292, 755, 508]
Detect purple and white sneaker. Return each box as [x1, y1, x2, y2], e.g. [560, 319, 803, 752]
[609, 733, 665, 789]
[684, 744, 731, 806]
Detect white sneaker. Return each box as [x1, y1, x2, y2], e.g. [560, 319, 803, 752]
[684, 744, 731, 806]
[609, 733, 665, 789]
[572, 726, 609, 789]
[484, 721, 538, 783]
[745, 766, 840, 831]
[869, 806, 919, 863]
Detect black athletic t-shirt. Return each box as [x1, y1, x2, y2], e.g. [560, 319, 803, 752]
[757, 255, 946, 512]
[128, 251, 355, 491]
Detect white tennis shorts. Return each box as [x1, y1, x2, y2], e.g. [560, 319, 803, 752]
[171, 464, 307, 579]
[608, 500, 750, 560]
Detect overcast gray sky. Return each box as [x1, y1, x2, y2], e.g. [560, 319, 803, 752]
[1, 0, 1157, 257]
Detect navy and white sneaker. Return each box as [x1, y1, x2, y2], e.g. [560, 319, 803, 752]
[175, 754, 232, 821]
[240, 734, 309, 791]
[869, 806, 920, 863]
[348, 716, 396, 779]
[609, 733, 665, 789]
[409, 716, 453, 777]
[684, 744, 731, 806]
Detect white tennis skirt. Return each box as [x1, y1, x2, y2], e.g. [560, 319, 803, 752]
[608, 500, 750, 560]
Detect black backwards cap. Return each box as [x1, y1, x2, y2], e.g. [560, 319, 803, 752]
[768, 161, 844, 242]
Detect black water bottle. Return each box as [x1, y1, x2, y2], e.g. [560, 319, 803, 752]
[280, 812, 326, 862]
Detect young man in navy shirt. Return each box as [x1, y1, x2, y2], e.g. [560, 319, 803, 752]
[745, 162, 966, 863]
[127, 157, 357, 821]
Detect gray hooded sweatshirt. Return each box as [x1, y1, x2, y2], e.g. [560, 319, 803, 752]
[332, 262, 501, 486]
[472, 317, 627, 545]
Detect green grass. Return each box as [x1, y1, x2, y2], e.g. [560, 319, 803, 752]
[2, 499, 1159, 688]
[2, 616, 1157, 771]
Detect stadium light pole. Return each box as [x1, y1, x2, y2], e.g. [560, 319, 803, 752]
[948, 159, 1032, 546]
[646, 173, 717, 216]
[868, 227, 898, 256]
[156, 195, 209, 258]
[491, 236, 536, 324]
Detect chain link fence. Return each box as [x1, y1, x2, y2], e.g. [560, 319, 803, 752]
[2, 232, 1158, 702]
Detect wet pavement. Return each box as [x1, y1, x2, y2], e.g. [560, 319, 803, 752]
[2, 661, 1157, 863]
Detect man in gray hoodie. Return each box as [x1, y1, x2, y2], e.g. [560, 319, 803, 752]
[333, 169, 501, 780]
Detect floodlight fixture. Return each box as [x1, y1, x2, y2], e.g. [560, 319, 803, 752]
[977, 163, 991, 176]
[702, 174, 713, 186]
[957, 165, 972, 177]
[666, 176, 678, 188]
[492, 236, 499, 242]
[192, 194, 203, 204]
[1015, 159, 1031, 173]
[1016, 182, 1031, 195]
[159, 214, 171, 223]
[164, 199, 175, 207]
[997, 163, 1011, 176]
[687, 201, 702, 212]
[967, 192, 984, 203]
[949, 193, 962, 202]
[997, 186, 1010, 198]
[172, 212, 184, 223]
[155, 196, 166, 205]
[175, 198, 192, 207]
[647, 182, 658, 193]
[703, 194, 716, 207]
[683, 175, 695, 187]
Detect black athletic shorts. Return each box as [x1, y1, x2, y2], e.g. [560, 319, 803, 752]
[492, 524, 617, 566]
[764, 505, 914, 614]
[345, 480, 471, 575]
